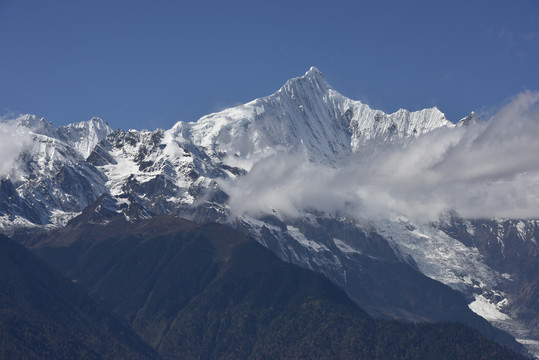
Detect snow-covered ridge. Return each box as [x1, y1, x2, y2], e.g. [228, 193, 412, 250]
[172, 67, 453, 167]
[12, 115, 113, 160]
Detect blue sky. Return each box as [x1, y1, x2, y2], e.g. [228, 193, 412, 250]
[1, 0, 538, 130]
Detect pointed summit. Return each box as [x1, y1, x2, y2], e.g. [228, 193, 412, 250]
[57, 117, 113, 158]
[14, 114, 56, 137]
[305, 66, 322, 76]
[304, 66, 330, 84]
[279, 66, 332, 98]
[456, 111, 481, 127]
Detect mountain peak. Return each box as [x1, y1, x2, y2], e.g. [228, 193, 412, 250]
[14, 114, 56, 136]
[89, 116, 109, 127]
[305, 65, 322, 76]
[57, 117, 114, 158]
[303, 65, 329, 83]
[280, 66, 332, 98]
[456, 111, 481, 127]
[66, 117, 110, 131]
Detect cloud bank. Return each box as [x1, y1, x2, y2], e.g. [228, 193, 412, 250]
[0, 118, 33, 177]
[221, 91, 539, 222]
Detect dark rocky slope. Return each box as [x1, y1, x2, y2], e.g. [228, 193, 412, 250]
[25, 212, 528, 359]
[0, 234, 160, 360]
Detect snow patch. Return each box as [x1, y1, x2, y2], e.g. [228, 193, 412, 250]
[516, 220, 527, 240]
[333, 238, 361, 254]
[50, 210, 80, 227]
[502, 273, 512, 280]
[468, 294, 510, 321]
[287, 225, 328, 252]
[465, 220, 475, 236]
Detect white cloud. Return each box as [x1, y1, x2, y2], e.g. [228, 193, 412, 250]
[220, 154, 360, 219]
[0, 118, 33, 178]
[221, 91, 539, 222]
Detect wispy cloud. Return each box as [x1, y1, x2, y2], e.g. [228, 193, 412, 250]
[524, 32, 539, 40]
[222, 91, 539, 222]
[440, 72, 453, 82]
[497, 27, 511, 41]
[0, 116, 33, 177]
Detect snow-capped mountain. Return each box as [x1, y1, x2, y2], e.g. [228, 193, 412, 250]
[0, 116, 112, 233]
[173, 67, 452, 167]
[2, 67, 538, 357]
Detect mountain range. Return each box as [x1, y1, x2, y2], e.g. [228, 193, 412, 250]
[1, 67, 539, 357]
